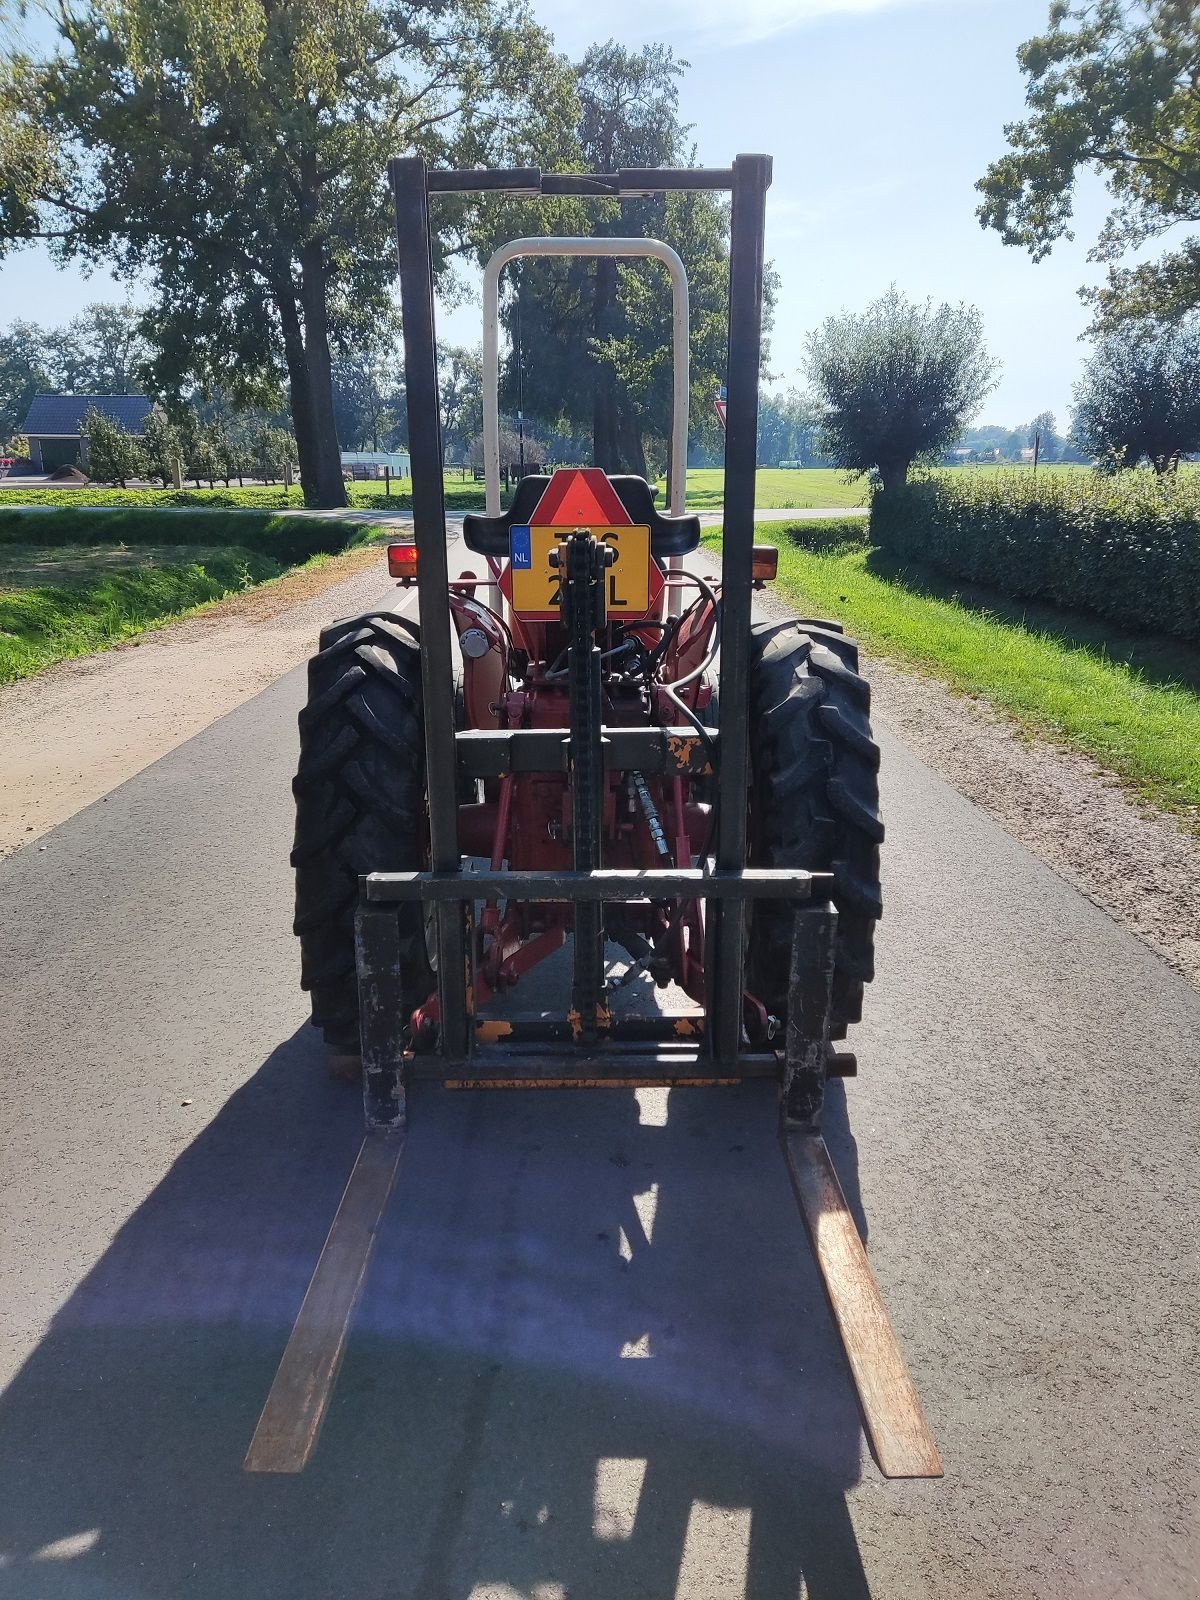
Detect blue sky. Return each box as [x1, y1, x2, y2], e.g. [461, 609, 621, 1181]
[0, 0, 1165, 430]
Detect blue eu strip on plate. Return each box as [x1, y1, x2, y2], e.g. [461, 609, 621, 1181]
[510, 526, 533, 569]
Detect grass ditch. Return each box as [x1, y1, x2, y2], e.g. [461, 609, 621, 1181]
[704, 517, 1200, 828]
[0, 512, 385, 683]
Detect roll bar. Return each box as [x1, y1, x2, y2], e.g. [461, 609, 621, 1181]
[481, 237, 690, 520]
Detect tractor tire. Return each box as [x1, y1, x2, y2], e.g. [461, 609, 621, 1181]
[292, 611, 432, 1054]
[744, 617, 883, 1041]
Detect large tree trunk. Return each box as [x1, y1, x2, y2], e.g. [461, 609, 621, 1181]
[591, 259, 622, 472]
[876, 456, 911, 493]
[277, 292, 320, 500]
[299, 246, 348, 509]
[616, 395, 647, 479]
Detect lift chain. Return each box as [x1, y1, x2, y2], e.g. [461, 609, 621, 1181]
[559, 530, 616, 1039]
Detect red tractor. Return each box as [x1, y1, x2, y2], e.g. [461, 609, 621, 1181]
[249, 155, 939, 1483]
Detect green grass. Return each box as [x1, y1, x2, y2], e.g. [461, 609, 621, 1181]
[0, 466, 875, 512]
[0, 515, 385, 683]
[704, 520, 1200, 827]
[656, 467, 870, 510]
[0, 474, 491, 511]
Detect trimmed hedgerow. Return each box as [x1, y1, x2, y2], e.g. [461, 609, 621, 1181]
[871, 471, 1200, 641]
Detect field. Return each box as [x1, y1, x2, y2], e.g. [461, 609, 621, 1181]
[0, 516, 382, 682]
[657, 467, 870, 509]
[0, 467, 874, 512]
[705, 519, 1200, 827]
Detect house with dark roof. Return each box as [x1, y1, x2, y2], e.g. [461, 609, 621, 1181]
[19, 394, 155, 473]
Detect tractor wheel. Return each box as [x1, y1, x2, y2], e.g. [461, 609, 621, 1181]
[744, 617, 883, 1041]
[292, 612, 433, 1056]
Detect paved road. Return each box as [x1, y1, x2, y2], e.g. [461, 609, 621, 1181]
[0, 544, 1197, 1599]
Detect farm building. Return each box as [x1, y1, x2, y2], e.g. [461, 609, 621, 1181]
[19, 394, 154, 473]
[340, 449, 411, 480]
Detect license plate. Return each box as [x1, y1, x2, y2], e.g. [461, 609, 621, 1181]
[509, 524, 652, 619]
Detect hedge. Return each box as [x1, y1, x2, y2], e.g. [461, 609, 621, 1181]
[871, 471, 1200, 641]
[0, 509, 377, 565]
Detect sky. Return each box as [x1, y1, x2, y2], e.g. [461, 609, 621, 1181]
[0, 0, 1178, 430]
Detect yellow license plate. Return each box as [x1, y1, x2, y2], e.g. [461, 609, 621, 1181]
[509, 524, 652, 619]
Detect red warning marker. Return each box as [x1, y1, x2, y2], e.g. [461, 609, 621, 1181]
[530, 468, 631, 527]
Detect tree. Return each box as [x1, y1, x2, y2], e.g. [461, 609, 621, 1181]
[1070, 317, 1200, 471]
[977, 1, 1200, 328]
[1, 0, 576, 506]
[250, 423, 298, 485]
[805, 288, 997, 491]
[0, 319, 53, 442]
[82, 406, 141, 485]
[1027, 408, 1061, 461]
[139, 406, 182, 487]
[488, 43, 743, 477]
[439, 345, 484, 464]
[50, 303, 149, 394]
[757, 388, 826, 466]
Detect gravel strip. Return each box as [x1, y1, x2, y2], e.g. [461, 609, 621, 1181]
[721, 554, 1200, 990]
[870, 657, 1200, 988]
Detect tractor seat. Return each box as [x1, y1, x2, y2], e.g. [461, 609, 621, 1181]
[462, 474, 702, 558]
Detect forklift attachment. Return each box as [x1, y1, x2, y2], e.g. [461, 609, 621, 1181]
[244, 1133, 404, 1474]
[269, 153, 941, 1488]
[782, 1129, 944, 1479]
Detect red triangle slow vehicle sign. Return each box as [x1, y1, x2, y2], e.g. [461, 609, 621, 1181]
[530, 467, 632, 527]
[504, 467, 660, 621]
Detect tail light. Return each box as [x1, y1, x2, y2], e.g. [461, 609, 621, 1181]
[388, 542, 419, 581]
[751, 545, 778, 582]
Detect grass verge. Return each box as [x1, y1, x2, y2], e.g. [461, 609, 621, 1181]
[704, 519, 1200, 827]
[0, 515, 385, 684]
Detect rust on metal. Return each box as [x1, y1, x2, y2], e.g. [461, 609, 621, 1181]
[665, 733, 712, 776]
[476, 1019, 515, 1043]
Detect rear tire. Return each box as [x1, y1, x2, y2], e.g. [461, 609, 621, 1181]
[744, 618, 883, 1040]
[292, 612, 433, 1052]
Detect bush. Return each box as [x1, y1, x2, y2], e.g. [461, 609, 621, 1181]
[871, 471, 1200, 640]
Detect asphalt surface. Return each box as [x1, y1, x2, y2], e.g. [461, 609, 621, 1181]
[1, 544, 1197, 1599]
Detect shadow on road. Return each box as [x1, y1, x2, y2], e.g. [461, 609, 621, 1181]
[0, 1025, 872, 1600]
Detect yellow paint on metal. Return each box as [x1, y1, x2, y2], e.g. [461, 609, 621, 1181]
[476, 1019, 515, 1043]
[665, 733, 711, 775]
[510, 525, 651, 618]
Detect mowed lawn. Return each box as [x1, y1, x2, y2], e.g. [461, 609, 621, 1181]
[657, 467, 870, 510]
[703, 519, 1200, 827]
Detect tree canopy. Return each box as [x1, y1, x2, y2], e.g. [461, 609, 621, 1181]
[804, 288, 997, 490]
[0, 303, 150, 445]
[1070, 316, 1200, 470]
[0, 0, 577, 504]
[486, 42, 747, 478]
[977, 1, 1200, 328]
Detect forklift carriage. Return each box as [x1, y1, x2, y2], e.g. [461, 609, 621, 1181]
[246, 155, 942, 1484]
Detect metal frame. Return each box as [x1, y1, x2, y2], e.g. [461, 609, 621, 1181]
[245, 156, 943, 1489]
[388, 153, 772, 1087]
[481, 237, 690, 519]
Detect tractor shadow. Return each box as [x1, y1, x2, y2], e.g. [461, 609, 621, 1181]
[0, 1024, 872, 1600]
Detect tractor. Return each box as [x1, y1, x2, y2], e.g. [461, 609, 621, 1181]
[245, 155, 940, 1483]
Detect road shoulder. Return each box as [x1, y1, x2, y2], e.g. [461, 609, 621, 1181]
[0, 546, 397, 858]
